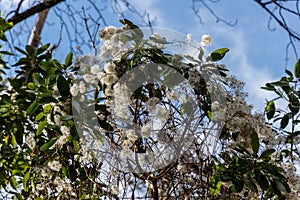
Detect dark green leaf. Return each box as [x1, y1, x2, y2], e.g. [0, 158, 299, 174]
[251, 131, 259, 156]
[210, 48, 229, 61]
[0, 50, 14, 55]
[57, 75, 70, 97]
[260, 149, 276, 159]
[280, 114, 289, 129]
[245, 179, 258, 192]
[25, 45, 36, 57]
[285, 69, 293, 77]
[230, 180, 244, 192]
[36, 43, 50, 55]
[15, 47, 28, 55]
[274, 179, 290, 192]
[39, 96, 58, 104]
[255, 174, 269, 191]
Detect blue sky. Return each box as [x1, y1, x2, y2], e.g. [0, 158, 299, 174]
[1, 0, 299, 111]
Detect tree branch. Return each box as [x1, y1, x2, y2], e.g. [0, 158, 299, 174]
[7, 0, 65, 25]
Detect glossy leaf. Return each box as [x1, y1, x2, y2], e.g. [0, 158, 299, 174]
[57, 75, 70, 97]
[23, 170, 30, 192]
[64, 52, 73, 67]
[40, 138, 57, 152]
[293, 58, 300, 78]
[251, 131, 259, 156]
[280, 114, 289, 129]
[259, 149, 275, 160]
[36, 120, 47, 136]
[26, 102, 39, 116]
[265, 101, 275, 120]
[210, 48, 229, 61]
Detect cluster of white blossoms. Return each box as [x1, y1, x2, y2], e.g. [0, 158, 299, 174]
[47, 160, 62, 172]
[221, 76, 276, 150]
[99, 25, 131, 61]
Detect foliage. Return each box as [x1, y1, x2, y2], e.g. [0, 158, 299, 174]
[0, 18, 298, 200]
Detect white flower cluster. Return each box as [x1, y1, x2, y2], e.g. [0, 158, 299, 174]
[53, 125, 70, 149]
[224, 76, 275, 150]
[99, 25, 130, 61]
[48, 160, 62, 172]
[25, 132, 36, 149]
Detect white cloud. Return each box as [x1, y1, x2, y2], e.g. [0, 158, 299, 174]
[208, 26, 278, 111]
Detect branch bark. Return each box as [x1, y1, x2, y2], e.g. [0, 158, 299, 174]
[7, 0, 65, 26]
[28, 8, 49, 47]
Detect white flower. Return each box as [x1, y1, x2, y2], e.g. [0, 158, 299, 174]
[78, 81, 86, 94]
[25, 132, 36, 149]
[111, 185, 119, 195]
[126, 129, 138, 142]
[101, 74, 118, 85]
[83, 74, 96, 84]
[90, 64, 101, 75]
[48, 160, 62, 172]
[104, 62, 116, 73]
[186, 33, 192, 44]
[70, 83, 78, 96]
[201, 34, 211, 46]
[60, 126, 70, 135]
[141, 124, 152, 137]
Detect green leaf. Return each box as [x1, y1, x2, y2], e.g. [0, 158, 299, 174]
[210, 48, 229, 61]
[10, 176, 18, 190]
[0, 50, 14, 55]
[285, 69, 293, 77]
[293, 58, 300, 78]
[245, 179, 258, 192]
[26, 102, 39, 116]
[251, 131, 259, 156]
[27, 82, 35, 89]
[23, 170, 30, 192]
[40, 138, 57, 152]
[36, 120, 47, 136]
[57, 75, 70, 97]
[255, 174, 269, 191]
[35, 112, 44, 122]
[25, 45, 36, 57]
[64, 52, 73, 67]
[288, 93, 299, 114]
[33, 73, 45, 86]
[280, 114, 289, 129]
[15, 47, 28, 55]
[265, 101, 275, 120]
[230, 180, 244, 192]
[36, 43, 50, 55]
[273, 179, 290, 192]
[259, 149, 275, 160]
[39, 96, 58, 104]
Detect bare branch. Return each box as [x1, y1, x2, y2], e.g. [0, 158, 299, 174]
[7, 0, 65, 25]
